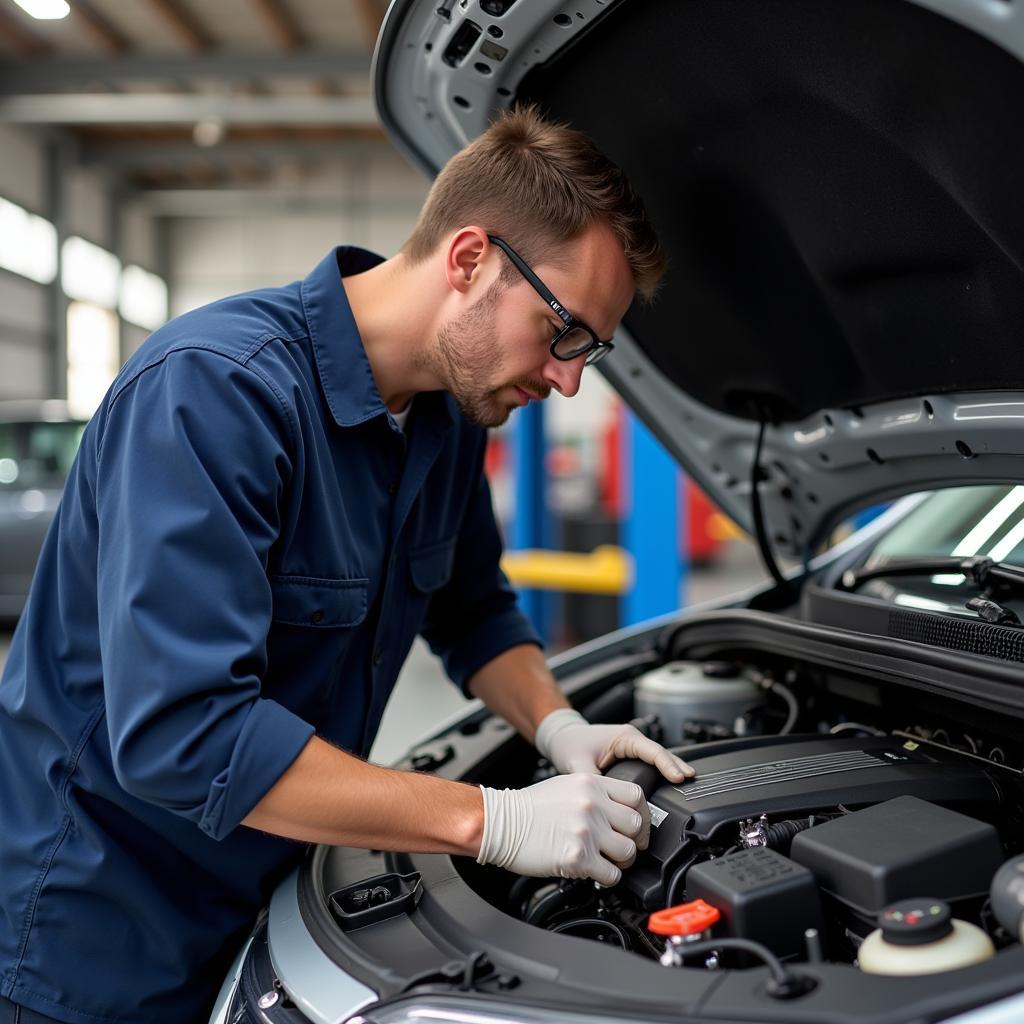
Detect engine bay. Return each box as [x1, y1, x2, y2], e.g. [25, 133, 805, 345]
[299, 612, 1024, 1024]
[458, 647, 1024, 982]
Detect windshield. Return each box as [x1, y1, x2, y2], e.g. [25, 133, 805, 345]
[868, 486, 1024, 568]
[856, 486, 1024, 612]
[0, 420, 85, 490]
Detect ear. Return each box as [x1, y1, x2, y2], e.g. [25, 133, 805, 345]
[443, 227, 491, 296]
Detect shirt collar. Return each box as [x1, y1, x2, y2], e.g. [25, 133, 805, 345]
[301, 246, 390, 428]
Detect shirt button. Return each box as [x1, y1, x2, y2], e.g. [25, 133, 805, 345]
[387, 481, 398, 496]
[373, 650, 383, 667]
[311, 610, 324, 624]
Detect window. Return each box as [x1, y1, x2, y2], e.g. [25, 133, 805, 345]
[66, 301, 119, 419]
[0, 197, 58, 285]
[61, 236, 121, 309]
[119, 264, 168, 331]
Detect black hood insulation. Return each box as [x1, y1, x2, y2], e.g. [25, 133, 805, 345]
[520, 0, 1024, 420]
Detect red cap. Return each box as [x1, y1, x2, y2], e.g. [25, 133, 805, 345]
[648, 899, 721, 937]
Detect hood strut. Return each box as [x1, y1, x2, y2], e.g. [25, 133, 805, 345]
[752, 417, 794, 593]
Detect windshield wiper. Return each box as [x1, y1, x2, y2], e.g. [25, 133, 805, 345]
[965, 596, 1021, 627]
[840, 555, 1024, 592]
[839, 556, 1024, 626]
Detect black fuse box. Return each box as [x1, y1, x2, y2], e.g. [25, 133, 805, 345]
[790, 795, 1003, 923]
[686, 847, 825, 959]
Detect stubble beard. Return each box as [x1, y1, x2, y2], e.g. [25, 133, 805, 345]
[423, 282, 516, 428]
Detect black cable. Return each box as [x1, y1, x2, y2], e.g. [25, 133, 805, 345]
[666, 851, 704, 907]
[634, 927, 666, 960]
[550, 917, 630, 948]
[668, 937, 789, 985]
[751, 417, 793, 590]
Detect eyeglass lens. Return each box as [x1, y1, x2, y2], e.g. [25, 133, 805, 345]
[552, 326, 595, 360]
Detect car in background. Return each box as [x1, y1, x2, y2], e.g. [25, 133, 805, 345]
[0, 400, 85, 622]
[211, 1, 1024, 1022]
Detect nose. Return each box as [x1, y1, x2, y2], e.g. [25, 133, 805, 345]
[542, 353, 585, 399]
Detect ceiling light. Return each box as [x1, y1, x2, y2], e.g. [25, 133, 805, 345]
[193, 118, 225, 148]
[10, 0, 71, 19]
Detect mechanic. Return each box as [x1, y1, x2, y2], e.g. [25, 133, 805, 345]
[0, 106, 689, 1024]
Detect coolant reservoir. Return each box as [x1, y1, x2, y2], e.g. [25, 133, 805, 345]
[634, 661, 762, 745]
[858, 899, 995, 976]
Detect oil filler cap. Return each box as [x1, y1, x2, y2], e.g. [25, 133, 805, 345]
[879, 899, 953, 946]
[648, 898, 721, 937]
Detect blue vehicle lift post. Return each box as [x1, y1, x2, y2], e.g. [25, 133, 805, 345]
[623, 411, 686, 626]
[511, 400, 552, 642]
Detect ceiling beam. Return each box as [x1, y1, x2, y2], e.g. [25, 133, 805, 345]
[0, 93, 378, 125]
[77, 125, 386, 143]
[72, 1, 133, 55]
[0, 51, 369, 93]
[79, 135, 391, 170]
[351, 0, 386, 51]
[0, 6, 53, 58]
[140, 188, 423, 216]
[248, 0, 340, 96]
[251, 0, 304, 51]
[149, 0, 215, 52]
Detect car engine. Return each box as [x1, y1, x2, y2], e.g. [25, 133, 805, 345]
[467, 656, 1024, 977]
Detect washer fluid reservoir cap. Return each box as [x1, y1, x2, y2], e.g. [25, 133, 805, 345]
[879, 899, 953, 946]
[648, 899, 721, 937]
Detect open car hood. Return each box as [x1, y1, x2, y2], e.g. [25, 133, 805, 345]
[374, 0, 1024, 556]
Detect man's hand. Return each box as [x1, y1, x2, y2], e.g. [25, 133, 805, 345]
[535, 708, 695, 783]
[477, 774, 650, 886]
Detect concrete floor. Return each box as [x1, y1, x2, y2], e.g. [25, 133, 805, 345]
[0, 539, 765, 765]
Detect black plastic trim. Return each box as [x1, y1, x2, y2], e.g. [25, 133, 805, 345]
[662, 609, 1024, 717]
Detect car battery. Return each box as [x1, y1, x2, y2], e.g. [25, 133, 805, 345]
[686, 847, 825, 959]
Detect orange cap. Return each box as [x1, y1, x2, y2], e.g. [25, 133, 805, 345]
[648, 899, 721, 937]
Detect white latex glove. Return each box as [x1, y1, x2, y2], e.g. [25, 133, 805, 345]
[477, 773, 650, 886]
[535, 708, 695, 782]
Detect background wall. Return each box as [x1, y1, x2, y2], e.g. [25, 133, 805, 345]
[0, 124, 165, 396]
[168, 156, 429, 316]
[0, 124, 49, 399]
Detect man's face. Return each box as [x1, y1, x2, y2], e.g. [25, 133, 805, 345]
[431, 222, 636, 428]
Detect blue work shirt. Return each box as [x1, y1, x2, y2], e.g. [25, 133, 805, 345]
[0, 247, 540, 1024]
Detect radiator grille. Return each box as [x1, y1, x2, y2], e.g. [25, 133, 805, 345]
[678, 749, 886, 801]
[889, 609, 1024, 664]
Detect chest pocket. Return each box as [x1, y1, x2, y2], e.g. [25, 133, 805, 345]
[408, 537, 457, 594]
[270, 575, 369, 627]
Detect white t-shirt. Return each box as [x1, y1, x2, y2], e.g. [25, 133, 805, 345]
[391, 404, 411, 432]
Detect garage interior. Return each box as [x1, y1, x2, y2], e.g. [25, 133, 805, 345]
[0, 0, 763, 764]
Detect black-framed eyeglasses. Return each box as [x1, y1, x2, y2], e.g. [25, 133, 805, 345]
[487, 234, 615, 366]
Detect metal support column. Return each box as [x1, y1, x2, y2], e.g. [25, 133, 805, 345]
[512, 400, 551, 642]
[623, 411, 685, 626]
[45, 135, 71, 400]
[108, 184, 125, 368]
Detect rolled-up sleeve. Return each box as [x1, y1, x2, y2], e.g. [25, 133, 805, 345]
[95, 346, 315, 841]
[419, 445, 541, 693]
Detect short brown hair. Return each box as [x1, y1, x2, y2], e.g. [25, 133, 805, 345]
[403, 104, 666, 301]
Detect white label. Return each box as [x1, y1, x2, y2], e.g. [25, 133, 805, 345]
[648, 802, 669, 828]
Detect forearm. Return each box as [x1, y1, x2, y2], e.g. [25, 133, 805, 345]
[466, 643, 569, 744]
[241, 735, 483, 855]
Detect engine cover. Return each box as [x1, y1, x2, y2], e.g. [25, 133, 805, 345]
[608, 734, 1001, 907]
